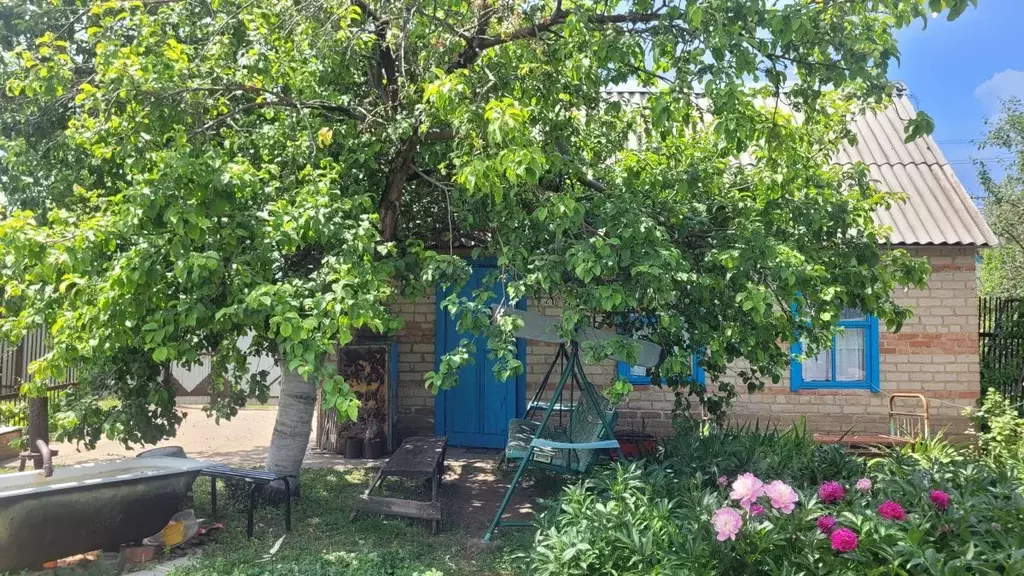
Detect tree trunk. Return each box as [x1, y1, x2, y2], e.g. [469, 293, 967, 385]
[265, 366, 317, 498]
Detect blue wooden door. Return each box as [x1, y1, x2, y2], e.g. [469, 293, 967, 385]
[435, 266, 526, 448]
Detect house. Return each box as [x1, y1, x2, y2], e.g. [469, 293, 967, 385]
[389, 93, 996, 448]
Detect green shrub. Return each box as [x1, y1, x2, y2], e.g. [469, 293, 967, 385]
[663, 417, 866, 488]
[967, 388, 1024, 465]
[529, 464, 706, 575]
[529, 424, 1024, 575]
[0, 401, 25, 427]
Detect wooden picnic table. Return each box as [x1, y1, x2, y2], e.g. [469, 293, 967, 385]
[350, 435, 448, 534]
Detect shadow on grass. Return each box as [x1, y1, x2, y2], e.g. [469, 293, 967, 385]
[170, 468, 534, 576]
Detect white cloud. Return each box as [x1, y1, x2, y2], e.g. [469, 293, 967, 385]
[974, 69, 1024, 114]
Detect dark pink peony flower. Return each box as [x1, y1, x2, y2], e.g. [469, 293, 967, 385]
[830, 528, 858, 553]
[930, 490, 951, 512]
[718, 475, 729, 487]
[749, 504, 766, 517]
[818, 481, 845, 504]
[816, 515, 837, 534]
[816, 515, 837, 533]
[878, 500, 906, 521]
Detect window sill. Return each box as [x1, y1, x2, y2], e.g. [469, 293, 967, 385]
[790, 382, 880, 393]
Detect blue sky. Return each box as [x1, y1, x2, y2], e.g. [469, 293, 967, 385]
[894, 0, 1024, 198]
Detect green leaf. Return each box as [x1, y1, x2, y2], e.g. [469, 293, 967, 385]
[904, 111, 935, 143]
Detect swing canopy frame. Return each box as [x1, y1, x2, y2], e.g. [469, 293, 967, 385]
[484, 340, 620, 542]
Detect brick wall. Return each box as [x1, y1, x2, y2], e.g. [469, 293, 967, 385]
[391, 245, 981, 440]
[392, 295, 438, 438]
[723, 246, 980, 437]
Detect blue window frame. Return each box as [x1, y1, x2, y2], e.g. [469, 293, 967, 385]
[615, 313, 704, 386]
[617, 355, 705, 386]
[790, 308, 880, 392]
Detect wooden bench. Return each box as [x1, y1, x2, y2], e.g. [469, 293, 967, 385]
[202, 465, 292, 538]
[350, 435, 447, 534]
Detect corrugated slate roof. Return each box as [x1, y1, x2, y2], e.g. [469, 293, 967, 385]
[836, 96, 997, 246]
[608, 89, 997, 246]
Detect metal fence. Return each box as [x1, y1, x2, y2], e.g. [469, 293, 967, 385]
[979, 297, 1024, 409]
[0, 329, 76, 426]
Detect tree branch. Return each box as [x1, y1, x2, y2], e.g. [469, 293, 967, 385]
[577, 175, 608, 193]
[423, 128, 455, 142]
[378, 133, 422, 242]
[477, 10, 662, 50]
[188, 92, 365, 137]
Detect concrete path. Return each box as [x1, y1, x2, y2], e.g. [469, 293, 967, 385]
[129, 556, 196, 576]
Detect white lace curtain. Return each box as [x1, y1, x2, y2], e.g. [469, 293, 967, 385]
[803, 309, 866, 382]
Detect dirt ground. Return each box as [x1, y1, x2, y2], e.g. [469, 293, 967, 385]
[35, 406, 325, 467]
[2, 405, 544, 533]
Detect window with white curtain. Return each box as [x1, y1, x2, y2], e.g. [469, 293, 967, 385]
[791, 308, 880, 392]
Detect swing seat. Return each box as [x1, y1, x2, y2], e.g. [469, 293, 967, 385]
[504, 394, 619, 474]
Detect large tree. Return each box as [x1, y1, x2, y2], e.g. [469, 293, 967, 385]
[978, 98, 1024, 297]
[1, 0, 967, 488]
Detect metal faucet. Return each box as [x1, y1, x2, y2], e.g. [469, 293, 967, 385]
[35, 439, 53, 478]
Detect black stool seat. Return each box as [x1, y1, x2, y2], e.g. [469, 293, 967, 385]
[200, 465, 292, 538]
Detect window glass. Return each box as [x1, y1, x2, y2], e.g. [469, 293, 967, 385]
[791, 307, 878, 392]
[835, 328, 866, 381]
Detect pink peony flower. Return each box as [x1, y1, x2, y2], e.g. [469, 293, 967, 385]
[816, 515, 837, 534]
[729, 473, 765, 510]
[749, 504, 765, 517]
[711, 507, 743, 541]
[717, 475, 729, 487]
[818, 481, 845, 504]
[764, 480, 799, 514]
[878, 500, 906, 521]
[855, 477, 872, 492]
[830, 528, 858, 553]
[930, 490, 951, 512]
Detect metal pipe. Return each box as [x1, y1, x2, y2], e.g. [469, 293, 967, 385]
[35, 439, 52, 477]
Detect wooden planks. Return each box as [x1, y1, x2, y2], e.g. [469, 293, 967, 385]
[353, 495, 441, 520]
[382, 435, 447, 477]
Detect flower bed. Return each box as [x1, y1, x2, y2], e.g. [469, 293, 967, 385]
[527, 400, 1024, 575]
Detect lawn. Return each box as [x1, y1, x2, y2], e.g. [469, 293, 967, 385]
[170, 468, 533, 576]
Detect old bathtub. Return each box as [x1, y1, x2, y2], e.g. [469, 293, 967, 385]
[0, 457, 207, 572]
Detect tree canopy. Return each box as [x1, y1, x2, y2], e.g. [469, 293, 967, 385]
[0, 0, 966, 446]
[979, 98, 1024, 297]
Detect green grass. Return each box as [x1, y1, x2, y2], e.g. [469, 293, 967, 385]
[168, 468, 532, 576]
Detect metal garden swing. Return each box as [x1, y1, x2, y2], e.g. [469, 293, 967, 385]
[483, 308, 661, 542]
